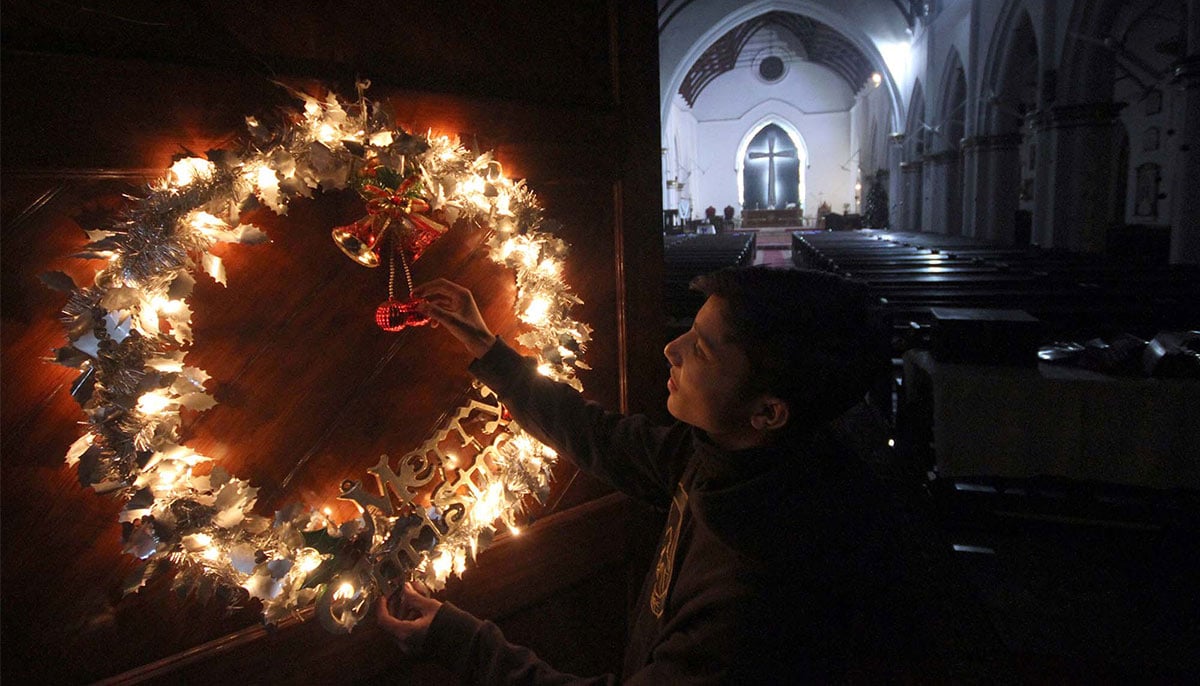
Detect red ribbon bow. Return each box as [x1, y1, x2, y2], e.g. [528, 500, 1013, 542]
[361, 175, 447, 259]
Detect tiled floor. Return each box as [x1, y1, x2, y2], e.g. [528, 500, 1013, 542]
[749, 229, 796, 267]
[753, 245, 793, 267]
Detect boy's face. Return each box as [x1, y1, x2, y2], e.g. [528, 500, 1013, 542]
[664, 296, 761, 446]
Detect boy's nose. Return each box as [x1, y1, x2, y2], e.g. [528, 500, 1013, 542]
[663, 336, 682, 365]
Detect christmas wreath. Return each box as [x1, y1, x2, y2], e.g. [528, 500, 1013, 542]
[42, 82, 591, 632]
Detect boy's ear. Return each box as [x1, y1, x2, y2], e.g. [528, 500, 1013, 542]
[750, 396, 789, 432]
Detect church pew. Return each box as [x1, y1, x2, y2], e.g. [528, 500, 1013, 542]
[663, 233, 757, 327]
[792, 230, 1198, 348]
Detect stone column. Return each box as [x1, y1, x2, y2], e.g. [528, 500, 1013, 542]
[1031, 102, 1125, 253]
[1169, 49, 1200, 263]
[900, 160, 924, 232]
[886, 133, 905, 230]
[924, 149, 962, 235]
[961, 133, 1022, 243]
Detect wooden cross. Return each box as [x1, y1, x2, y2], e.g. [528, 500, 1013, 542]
[748, 134, 795, 208]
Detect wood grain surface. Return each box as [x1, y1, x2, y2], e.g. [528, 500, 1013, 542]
[1, 2, 664, 682]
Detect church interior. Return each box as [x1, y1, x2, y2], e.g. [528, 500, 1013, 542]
[1, 0, 1197, 682]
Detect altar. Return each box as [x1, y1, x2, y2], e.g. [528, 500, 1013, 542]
[741, 207, 803, 227]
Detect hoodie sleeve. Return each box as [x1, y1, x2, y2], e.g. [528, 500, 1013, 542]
[425, 602, 617, 686]
[469, 338, 687, 509]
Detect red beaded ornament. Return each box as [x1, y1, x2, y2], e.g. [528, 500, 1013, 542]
[373, 245, 431, 331]
[375, 298, 428, 331]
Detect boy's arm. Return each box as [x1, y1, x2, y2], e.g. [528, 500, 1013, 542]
[413, 277, 684, 507]
[470, 338, 687, 508]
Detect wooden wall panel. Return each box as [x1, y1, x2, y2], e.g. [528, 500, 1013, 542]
[1, 2, 663, 683]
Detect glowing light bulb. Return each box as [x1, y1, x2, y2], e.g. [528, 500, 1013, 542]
[168, 157, 215, 188]
[256, 166, 278, 192]
[495, 192, 511, 215]
[316, 123, 338, 143]
[870, 72, 883, 88]
[297, 551, 323, 574]
[137, 391, 172, 415]
[323, 507, 333, 517]
[189, 211, 227, 236]
[472, 482, 505, 525]
[523, 296, 551, 325]
[508, 525, 521, 536]
[464, 175, 486, 196]
[431, 552, 453, 579]
[151, 295, 184, 315]
[499, 239, 517, 261]
[519, 246, 539, 270]
[157, 464, 180, 486]
[333, 581, 356, 601]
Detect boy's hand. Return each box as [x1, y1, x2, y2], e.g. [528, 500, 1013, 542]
[412, 278, 497, 359]
[376, 582, 442, 656]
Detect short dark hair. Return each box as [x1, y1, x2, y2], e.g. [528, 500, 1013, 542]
[690, 266, 885, 427]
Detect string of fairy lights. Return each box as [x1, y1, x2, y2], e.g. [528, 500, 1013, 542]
[46, 83, 591, 632]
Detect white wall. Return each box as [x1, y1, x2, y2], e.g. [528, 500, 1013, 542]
[658, 0, 911, 125]
[666, 58, 858, 218]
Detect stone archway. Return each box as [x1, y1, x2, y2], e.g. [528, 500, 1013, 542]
[927, 50, 967, 236]
[965, 6, 1038, 245]
[1046, 0, 1193, 260]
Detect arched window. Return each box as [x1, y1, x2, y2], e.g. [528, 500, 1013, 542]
[742, 124, 800, 210]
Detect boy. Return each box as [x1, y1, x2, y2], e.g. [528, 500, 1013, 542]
[379, 266, 933, 683]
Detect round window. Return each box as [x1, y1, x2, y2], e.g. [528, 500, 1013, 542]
[759, 56, 785, 82]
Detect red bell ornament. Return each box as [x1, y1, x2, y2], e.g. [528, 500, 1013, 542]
[332, 174, 448, 269]
[331, 216, 387, 268]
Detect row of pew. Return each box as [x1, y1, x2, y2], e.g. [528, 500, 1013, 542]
[792, 230, 1199, 348]
[791, 234, 1199, 515]
[663, 233, 757, 334]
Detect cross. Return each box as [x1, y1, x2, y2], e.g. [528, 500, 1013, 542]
[748, 134, 795, 208]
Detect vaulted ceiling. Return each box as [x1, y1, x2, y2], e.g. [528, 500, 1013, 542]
[678, 11, 875, 107]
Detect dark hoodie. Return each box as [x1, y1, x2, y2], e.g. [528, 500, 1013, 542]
[422, 339, 935, 684]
